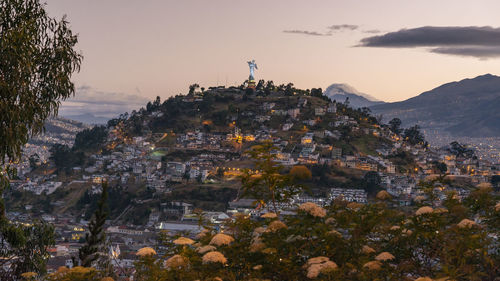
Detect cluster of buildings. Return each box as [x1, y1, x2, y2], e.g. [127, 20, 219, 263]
[4, 92, 499, 274]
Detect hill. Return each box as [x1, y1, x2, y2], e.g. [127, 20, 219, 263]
[323, 83, 385, 108]
[370, 74, 500, 137]
[11, 82, 427, 228]
[61, 113, 110, 124]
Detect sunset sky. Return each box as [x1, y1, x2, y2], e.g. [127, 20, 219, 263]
[45, 0, 500, 118]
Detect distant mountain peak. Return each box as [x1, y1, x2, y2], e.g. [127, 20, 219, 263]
[324, 83, 382, 102]
[323, 83, 385, 108]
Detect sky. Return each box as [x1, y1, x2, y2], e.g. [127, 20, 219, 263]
[45, 0, 500, 119]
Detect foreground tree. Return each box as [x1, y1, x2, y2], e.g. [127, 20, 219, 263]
[240, 141, 304, 213]
[132, 181, 499, 281]
[0, 0, 82, 278]
[79, 183, 110, 268]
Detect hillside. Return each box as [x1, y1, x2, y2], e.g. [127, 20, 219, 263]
[323, 83, 385, 108]
[8, 83, 414, 225]
[370, 74, 500, 137]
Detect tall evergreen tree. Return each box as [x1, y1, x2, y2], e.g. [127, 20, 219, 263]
[79, 182, 109, 267]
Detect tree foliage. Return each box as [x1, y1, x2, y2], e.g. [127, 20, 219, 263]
[79, 183, 109, 268]
[0, 221, 55, 280]
[73, 126, 107, 151]
[49, 143, 84, 172]
[403, 125, 426, 146]
[0, 0, 82, 165]
[388, 118, 402, 134]
[240, 141, 303, 213]
[0, 0, 81, 279]
[131, 183, 499, 281]
[363, 171, 381, 196]
[448, 141, 475, 159]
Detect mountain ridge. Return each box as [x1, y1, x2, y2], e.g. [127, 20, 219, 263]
[370, 74, 500, 137]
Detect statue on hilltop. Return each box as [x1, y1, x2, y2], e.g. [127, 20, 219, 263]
[247, 60, 258, 81]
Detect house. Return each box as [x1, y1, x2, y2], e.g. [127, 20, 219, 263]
[315, 107, 326, 116]
[329, 188, 367, 203]
[301, 133, 314, 144]
[189, 167, 208, 182]
[287, 108, 300, 118]
[262, 102, 276, 110]
[327, 103, 337, 113]
[282, 123, 293, 131]
[162, 201, 193, 216]
[331, 148, 342, 159]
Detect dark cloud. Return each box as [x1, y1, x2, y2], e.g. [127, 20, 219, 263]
[328, 24, 358, 31]
[358, 26, 500, 59]
[430, 46, 500, 59]
[283, 30, 330, 36]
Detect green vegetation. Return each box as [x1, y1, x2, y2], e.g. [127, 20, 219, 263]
[122, 148, 500, 281]
[402, 125, 426, 146]
[79, 183, 109, 268]
[240, 141, 303, 213]
[0, 0, 81, 279]
[73, 126, 108, 151]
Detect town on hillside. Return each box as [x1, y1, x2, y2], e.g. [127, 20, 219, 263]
[4, 79, 500, 273]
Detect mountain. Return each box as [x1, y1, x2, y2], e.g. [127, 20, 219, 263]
[62, 113, 110, 125]
[323, 83, 385, 108]
[370, 74, 500, 137]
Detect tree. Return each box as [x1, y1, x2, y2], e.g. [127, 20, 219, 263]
[344, 96, 350, 107]
[289, 165, 312, 181]
[491, 175, 500, 192]
[256, 79, 265, 91]
[49, 144, 84, 173]
[264, 80, 275, 95]
[433, 161, 447, 175]
[284, 83, 295, 96]
[403, 125, 426, 145]
[28, 153, 41, 170]
[0, 0, 82, 171]
[188, 83, 200, 95]
[240, 141, 303, 213]
[79, 183, 109, 268]
[310, 88, 323, 98]
[448, 141, 474, 159]
[153, 96, 161, 108]
[0, 0, 81, 278]
[73, 126, 107, 151]
[388, 118, 402, 134]
[363, 171, 381, 196]
[130, 176, 500, 281]
[0, 221, 55, 279]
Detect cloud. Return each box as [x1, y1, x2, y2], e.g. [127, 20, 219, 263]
[358, 26, 500, 59]
[430, 46, 500, 59]
[362, 29, 381, 34]
[283, 30, 330, 36]
[328, 24, 358, 31]
[283, 24, 360, 37]
[59, 85, 149, 118]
